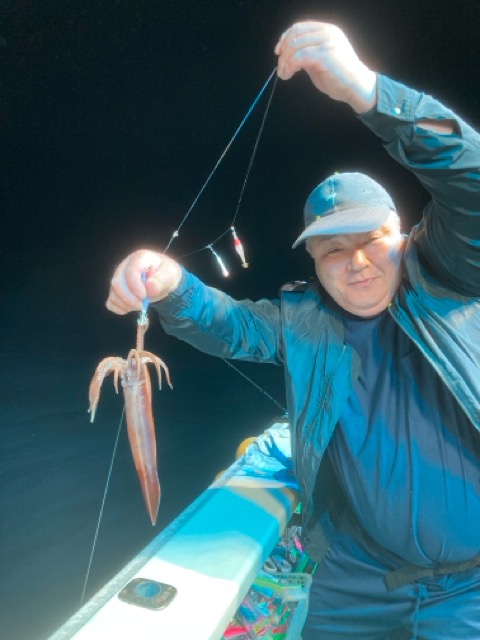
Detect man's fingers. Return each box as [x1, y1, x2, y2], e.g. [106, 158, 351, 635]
[146, 257, 183, 301]
[107, 271, 143, 313]
[275, 24, 335, 80]
[104, 249, 181, 316]
[275, 22, 333, 54]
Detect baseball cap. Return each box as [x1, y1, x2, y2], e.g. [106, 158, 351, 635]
[292, 172, 396, 248]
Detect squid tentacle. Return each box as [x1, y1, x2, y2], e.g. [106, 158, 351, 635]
[140, 350, 173, 390]
[88, 357, 126, 422]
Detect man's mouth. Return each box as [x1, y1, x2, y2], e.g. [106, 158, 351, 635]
[349, 277, 376, 286]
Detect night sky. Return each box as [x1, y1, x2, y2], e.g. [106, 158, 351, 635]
[2, 1, 480, 638]
[3, 0, 480, 358]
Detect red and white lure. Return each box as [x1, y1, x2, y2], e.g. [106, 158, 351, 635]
[231, 226, 249, 268]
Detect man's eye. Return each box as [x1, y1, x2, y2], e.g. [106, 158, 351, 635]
[326, 247, 341, 255]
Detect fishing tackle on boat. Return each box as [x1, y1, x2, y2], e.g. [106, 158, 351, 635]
[88, 311, 172, 526]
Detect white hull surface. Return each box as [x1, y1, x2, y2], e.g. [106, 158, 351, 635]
[48, 423, 297, 640]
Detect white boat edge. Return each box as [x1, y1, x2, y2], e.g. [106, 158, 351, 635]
[47, 422, 298, 640]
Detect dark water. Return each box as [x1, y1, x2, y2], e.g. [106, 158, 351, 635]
[0, 325, 284, 640]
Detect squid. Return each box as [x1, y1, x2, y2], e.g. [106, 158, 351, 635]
[88, 317, 172, 525]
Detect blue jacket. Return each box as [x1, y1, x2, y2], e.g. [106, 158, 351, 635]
[154, 75, 480, 559]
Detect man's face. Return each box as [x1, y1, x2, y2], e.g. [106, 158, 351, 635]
[306, 222, 405, 317]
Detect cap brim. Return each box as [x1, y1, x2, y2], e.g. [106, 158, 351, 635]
[292, 205, 391, 248]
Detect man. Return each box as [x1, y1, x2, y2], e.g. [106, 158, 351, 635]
[106, 21, 480, 639]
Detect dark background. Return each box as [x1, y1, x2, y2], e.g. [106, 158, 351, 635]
[1, 1, 479, 638]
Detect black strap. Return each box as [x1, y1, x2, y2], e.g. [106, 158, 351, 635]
[385, 555, 480, 591]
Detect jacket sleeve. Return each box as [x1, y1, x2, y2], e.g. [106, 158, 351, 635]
[359, 75, 480, 296]
[152, 268, 283, 364]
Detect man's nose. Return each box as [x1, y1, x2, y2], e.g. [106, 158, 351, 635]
[348, 248, 368, 271]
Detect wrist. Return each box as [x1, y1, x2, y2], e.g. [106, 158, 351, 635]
[347, 68, 377, 114]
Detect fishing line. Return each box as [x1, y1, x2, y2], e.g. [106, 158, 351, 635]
[222, 359, 286, 414]
[162, 69, 285, 417]
[81, 406, 125, 605]
[166, 71, 285, 414]
[83, 278, 151, 601]
[84, 69, 282, 600]
[163, 67, 277, 254]
[164, 67, 287, 413]
[180, 71, 278, 265]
